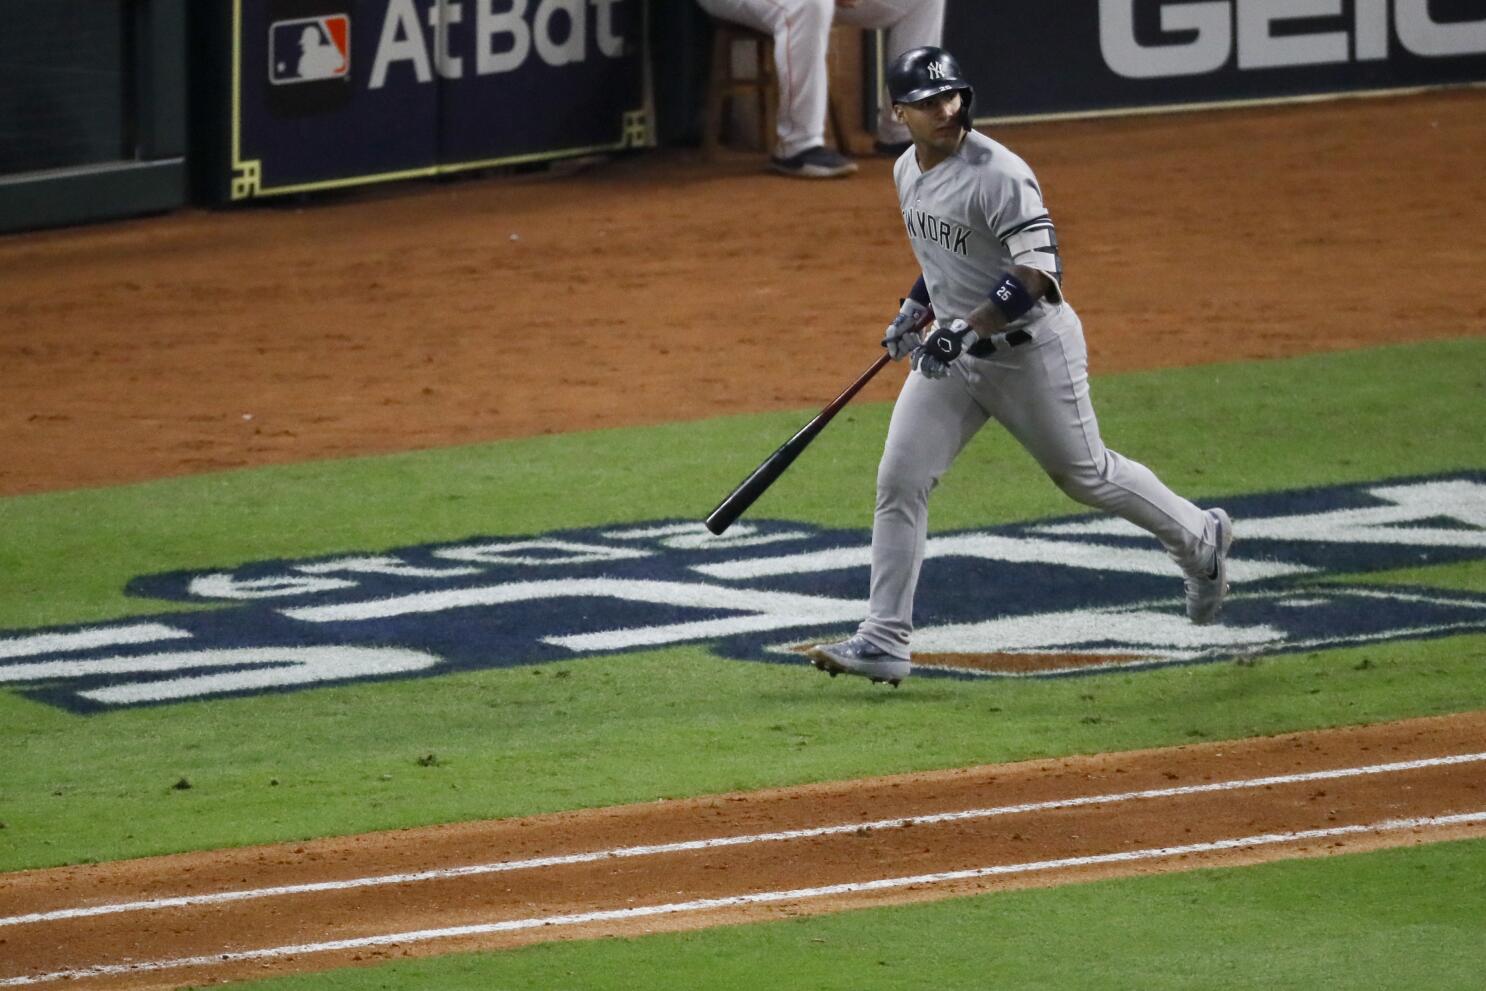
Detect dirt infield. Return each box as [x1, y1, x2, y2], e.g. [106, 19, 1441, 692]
[1, 89, 1483, 496]
[4, 712, 1484, 989]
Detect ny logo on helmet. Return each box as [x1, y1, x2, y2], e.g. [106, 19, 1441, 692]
[927, 62, 947, 79]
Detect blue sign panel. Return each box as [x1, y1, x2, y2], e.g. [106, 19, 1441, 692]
[890, 1, 1486, 122]
[227, 0, 652, 199]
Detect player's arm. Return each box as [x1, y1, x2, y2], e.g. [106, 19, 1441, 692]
[964, 185, 1066, 335]
[961, 265, 1054, 335]
[912, 266, 1050, 378]
[913, 255, 1058, 379]
[965, 209, 1065, 333]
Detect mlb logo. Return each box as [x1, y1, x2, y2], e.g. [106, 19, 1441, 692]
[269, 15, 350, 85]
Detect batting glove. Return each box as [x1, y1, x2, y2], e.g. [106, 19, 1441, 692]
[913, 319, 979, 379]
[882, 298, 929, 361]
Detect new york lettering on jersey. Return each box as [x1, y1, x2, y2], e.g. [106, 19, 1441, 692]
[903, 209, 973, 255]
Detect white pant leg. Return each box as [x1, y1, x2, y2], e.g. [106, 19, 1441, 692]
[834, 0, 946, 143]
[975, 310, 1214, 574]
[695, 0, 834, 157]
[857, 367, 988, 656]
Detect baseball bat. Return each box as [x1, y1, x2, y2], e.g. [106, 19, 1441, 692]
[704, 351, 891, 535]
[704, 304, 938, 535]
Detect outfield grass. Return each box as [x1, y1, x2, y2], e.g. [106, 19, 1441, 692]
[1, 338, 1480, 630]
[210, 838, 1486, 991]
[2, 339, 1483, 990]
[1, 339, 1483, 872]
[3, 633, 1483, 871]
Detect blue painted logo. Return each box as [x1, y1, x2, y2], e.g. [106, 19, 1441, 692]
[2, 473, 1482, 712]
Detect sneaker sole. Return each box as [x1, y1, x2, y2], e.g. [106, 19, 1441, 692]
[805, 646, 908, 687]
[769, 162, 859, 179]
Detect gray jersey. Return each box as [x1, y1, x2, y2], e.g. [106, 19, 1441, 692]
[893, 130, 1065, 326]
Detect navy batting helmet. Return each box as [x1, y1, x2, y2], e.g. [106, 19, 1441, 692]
[886, 46, 974, 125]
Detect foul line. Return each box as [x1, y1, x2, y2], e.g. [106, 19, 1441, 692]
[4, 752, 1484, 931]
[4, 810, 1484, 987]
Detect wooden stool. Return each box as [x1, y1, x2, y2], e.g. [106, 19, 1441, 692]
[702, 19, 851, 160]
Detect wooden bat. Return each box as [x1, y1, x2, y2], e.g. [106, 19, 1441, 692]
[703, 352, 891, 535]
[703, 306, 934, 535]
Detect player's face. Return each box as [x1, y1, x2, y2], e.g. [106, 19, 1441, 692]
[895, 90, 965, 156]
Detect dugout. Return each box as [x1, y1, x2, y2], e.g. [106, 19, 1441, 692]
[1, 2, 1483, 233]
[0, 0, 187, 235]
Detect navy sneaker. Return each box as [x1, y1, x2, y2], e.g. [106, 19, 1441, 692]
[806, 635, 910, 686]
[769, 145, 858, 179]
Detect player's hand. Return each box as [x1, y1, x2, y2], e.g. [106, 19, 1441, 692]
[913, 319, 979, 379]
[882, 298, 929, 360]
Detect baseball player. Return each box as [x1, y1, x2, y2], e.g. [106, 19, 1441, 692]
[807, 47, 1233, 686]
[694, 0, 945, 177]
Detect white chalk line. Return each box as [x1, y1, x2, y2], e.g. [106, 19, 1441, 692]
[5, 809, 1484, 988]
[4, 751, 1483, 932]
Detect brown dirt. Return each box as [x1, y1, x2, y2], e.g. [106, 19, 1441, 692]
[1, 89, 1482, 496]
[3, 712, 1484, 989]
[3, 90, 1485, 989]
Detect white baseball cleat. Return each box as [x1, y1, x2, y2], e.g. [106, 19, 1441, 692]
[806, 635, 910, 687]
[1185, 508, 1234, 624]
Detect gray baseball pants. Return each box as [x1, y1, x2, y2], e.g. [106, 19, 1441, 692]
[857, 305, 1216, 658]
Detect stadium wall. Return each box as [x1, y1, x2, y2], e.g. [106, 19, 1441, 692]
[1, 1, 1482, 233]
[0, 0, 187, 235]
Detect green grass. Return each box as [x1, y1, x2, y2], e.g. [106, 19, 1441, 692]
[0, 338, 1482, 872]
[1, 338, 1481, 630]
[2, 339, 1484, 869]
[1320, 558, 1486, 594]
[3, 631, 1480, 869]
[207, 838, 1486, 991]
[2, 338, 1483, 989]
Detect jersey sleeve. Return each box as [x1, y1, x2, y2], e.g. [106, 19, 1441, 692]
[981, 157, 1065, 301]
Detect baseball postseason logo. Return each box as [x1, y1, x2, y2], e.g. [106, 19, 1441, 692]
[3, 473, 1483, 713]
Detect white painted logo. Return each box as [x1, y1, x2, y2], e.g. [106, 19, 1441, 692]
[1, 476, 1482, 709]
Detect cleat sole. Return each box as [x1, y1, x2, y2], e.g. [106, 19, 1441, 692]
[805, 644, 909, 686]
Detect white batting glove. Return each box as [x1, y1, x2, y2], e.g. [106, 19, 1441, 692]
[882, 298, 929, 361]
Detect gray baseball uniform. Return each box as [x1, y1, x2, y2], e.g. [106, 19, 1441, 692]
[855, 130, 1218, 658]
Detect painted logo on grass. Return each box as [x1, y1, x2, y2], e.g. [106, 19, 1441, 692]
[2, 473, 1483, 712]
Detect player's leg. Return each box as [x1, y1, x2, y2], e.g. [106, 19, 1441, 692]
[834, 0, 946, 148]
[696, 0, 833, 159]
[855, 369, 988, 657]
[979, 311, 1219, 578]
